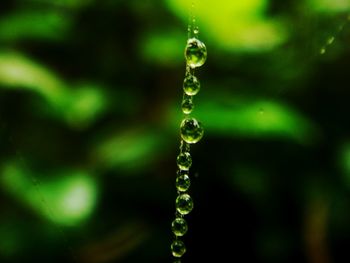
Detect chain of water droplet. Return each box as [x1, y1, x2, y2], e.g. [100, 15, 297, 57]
[170, 1, 207, 260]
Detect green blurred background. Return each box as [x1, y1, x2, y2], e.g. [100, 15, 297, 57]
[0, 0, 350, 262]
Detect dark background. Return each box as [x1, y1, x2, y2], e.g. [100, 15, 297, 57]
[0, 0, 350, 262]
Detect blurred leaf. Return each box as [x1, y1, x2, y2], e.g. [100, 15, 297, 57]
[0, 52, 67, 99]
[0, 11, 70, 42]
[28, 0, 93, 9]
[64, 83, 107, 129]
[339, 142, 350, 187]
[170, 94, 318, 144]
[200, 98, 316, 143]
[1, 163, 99, 226]
[92, 128, 168, 172]
[308, 0, 350, 12]
[166, 0, 287, 51]
[0, 52, 106, 127]
[141, 30, 185, 66]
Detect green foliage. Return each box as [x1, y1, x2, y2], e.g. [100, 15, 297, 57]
[0, 11, 70, 42]
[141, 31, 184, 65]
[92, 129, 167, 171]
[308, 0, 350, 12]
[166, 0, 287, 51]
[1, 163, 98, 226]
[197, 97, 316, 143]
[0, 52, 106, 127]
[0, 0, 349, 262]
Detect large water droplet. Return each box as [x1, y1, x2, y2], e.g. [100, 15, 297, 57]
[176, 171, 190, 192]
[172, 217, 188, 236]
[176, 194, 193, 215]
[176, 152, 192, 170]
[171, 240, 186, 257]
[180, 118, 204, 144]
[183, 74, 200, 96]
[185, 38, 207, 68]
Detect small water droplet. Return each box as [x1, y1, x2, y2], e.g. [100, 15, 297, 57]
[194, 27, 199, 35]
[171, 217, 188, 236]
[320, 48, 326, 55]
[181, 96, 194, 114]
[185, 38, 207, 68]
[176, 152, 192, 170]
[176, 194, 193, 215]
[180, 117, 204, 144]
[183, 74, 200, 96]
[176, 171, 191, 192]
[171, 240, 186, 257]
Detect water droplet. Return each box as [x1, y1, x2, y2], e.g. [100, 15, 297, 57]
[176, 152, 192, 170]
[176, 171, 190, 192]
[194, 27, 199, 35]
[181, 95, 194, 114]
[172, 217, 188, 236]
[183, 74, 200, 96]
[320, 48, 326, 55]
[185, 38, 207, 68]
[171, 240, 186, 257]
[180, 117, 204, 144]
[176, 194, 193, 215]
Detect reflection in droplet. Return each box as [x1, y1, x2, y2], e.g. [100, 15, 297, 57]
[183, 74, 200, 96]
[185, 38, 207, 68]
[181, 95, 194, 114]
[176, 194, 193, 215]
[180, 117, 204, 144]
[176, 172, 191, 192]
[172, 217, 188, 236]
[171, 240, 186, 257]
[176, 152, 192, 170]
